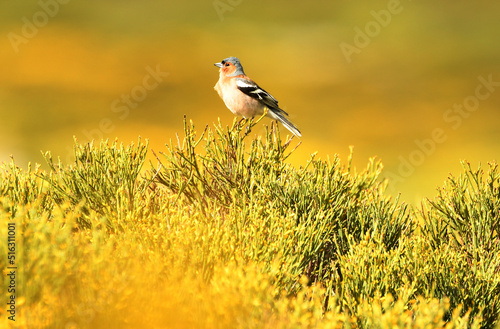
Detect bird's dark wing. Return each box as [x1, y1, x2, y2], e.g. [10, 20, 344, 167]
[235, 78, 289, 116]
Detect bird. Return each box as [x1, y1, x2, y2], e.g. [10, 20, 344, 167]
[213, 57, 301, 137]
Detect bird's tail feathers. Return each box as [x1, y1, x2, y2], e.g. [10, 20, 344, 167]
[267, 108, 301, 137]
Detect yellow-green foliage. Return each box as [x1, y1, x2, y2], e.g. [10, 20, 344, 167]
[0, 118, 498, 329]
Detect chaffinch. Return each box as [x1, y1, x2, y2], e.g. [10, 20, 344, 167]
[214, 57, 301, 137]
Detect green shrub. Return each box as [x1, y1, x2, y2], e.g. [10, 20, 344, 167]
[422, 161, 500, 328]
[0, 161, 50, 218]
[154, 117, 413, 301]
[40, 138, 151, 229]
[0, 118, 498, 328]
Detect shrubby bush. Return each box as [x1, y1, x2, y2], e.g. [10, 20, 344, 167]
[0, 117, 498, 328]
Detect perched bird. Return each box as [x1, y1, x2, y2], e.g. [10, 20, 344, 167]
[213, 57, 301, 137]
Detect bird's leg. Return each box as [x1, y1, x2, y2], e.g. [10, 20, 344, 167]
[237, 117, 247, 127]
[243, 110, 268, 137]
[233, 117, 250, 137]
[243, 118, 252, 136]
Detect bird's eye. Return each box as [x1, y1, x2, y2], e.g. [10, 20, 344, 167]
[225, 63, 230, 67]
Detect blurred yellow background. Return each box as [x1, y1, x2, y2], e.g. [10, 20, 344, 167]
[1, 0, 499, 204]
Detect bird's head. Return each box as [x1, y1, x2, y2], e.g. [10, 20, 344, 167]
[214, 57, 245, 77]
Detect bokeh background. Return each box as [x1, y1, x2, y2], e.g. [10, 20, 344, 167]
[1, 0, 499, 204]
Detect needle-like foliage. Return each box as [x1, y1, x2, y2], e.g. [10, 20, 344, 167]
[0, 118, 497, 329]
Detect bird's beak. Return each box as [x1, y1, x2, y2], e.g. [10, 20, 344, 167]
[214, 62, 223, 68]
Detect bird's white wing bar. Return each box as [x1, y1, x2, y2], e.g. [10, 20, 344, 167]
[235, 78, 281, 110]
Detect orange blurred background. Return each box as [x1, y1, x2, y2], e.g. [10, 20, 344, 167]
[1, 0, 499, 204]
